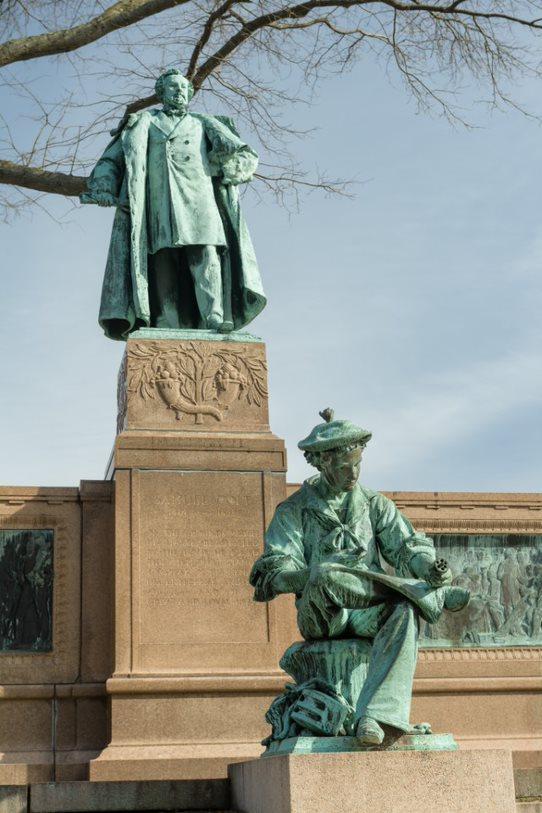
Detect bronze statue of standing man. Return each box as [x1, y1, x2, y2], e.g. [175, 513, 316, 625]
[81, 69, 265, 340]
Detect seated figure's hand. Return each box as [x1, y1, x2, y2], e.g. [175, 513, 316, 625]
[410, 552, 452, 586]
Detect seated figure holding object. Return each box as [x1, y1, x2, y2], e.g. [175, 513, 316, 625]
[250, 409, 470, 746]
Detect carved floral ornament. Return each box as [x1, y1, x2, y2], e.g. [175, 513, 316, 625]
[126, 342, 268, 425]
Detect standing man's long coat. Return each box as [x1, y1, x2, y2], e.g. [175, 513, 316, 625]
[84, 110, 266, 340]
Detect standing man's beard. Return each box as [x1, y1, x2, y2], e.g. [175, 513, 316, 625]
[163, 101, 187, 115]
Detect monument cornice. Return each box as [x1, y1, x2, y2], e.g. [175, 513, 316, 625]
[104, 670, 542, 697]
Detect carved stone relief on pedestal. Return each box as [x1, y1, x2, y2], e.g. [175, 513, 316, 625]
[118, 340, 269, 431]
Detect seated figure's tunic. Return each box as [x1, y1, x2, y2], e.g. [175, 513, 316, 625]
[146, 112, 227, 254]
[250, 475, 438, 630]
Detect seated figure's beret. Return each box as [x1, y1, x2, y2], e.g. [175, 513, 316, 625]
[298, 408, 372, 453]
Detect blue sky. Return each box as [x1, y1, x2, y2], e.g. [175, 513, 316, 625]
[1, 55, 541, 490]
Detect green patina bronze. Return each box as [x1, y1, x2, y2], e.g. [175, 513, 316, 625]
[129, 327, 262, 343]
[81, 69, 265, 341]
[263, 732, 458, 757]
[0, 530, 53, 653]
[250, 409, 470, 750]
[420, 533, 542, 648]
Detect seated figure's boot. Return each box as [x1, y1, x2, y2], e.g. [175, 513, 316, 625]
[443, 586, 470, 612]
[356, 715, 385, 745]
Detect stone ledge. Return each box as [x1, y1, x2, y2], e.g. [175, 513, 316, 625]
[29, 779, 229, 812]
[130, 328, 262, 343]
[105, 672, 286, 695]
[0, 756, 53, 787]
[89, 744, 263, 783]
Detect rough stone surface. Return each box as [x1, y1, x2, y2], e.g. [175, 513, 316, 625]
[91, 338, 293, 782]
[29, 779, 229, 812]
[90, 741, 265, 782]
[230, 748, 517, 813]
[0, 787, 27, 813]
[516, 769, 542, 799]
[0, 753, 53, 787]
[118, 338, 271, 433]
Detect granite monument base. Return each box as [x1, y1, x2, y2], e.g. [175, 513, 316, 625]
[229, 748, 517, 813]
[89, 335, 297, 782]
[1, 332, 541, 785]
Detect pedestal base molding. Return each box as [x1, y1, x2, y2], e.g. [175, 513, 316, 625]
[90, 742, 263, 782]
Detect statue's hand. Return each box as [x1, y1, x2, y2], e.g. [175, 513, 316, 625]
[80, 191, 117, 207]
[95, 191, 118, 207]
[221, 151, 256, 185]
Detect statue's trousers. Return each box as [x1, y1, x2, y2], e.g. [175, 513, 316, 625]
[295, 564, 446, 731]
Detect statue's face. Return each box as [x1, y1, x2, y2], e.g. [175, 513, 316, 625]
[161, 75, 190, 111]
[321, 445, 362, 493]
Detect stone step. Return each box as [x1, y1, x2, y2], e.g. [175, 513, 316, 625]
[26, 780, 230, 813]
[1, 765, 539, 813]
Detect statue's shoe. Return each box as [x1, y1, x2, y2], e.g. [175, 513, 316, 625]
[409, 721, 432, 735]
[219, 320, 234, 333]
[206, 313, 223, 331]
[355, 716, 385, 745]
[443, 586, 470, 612]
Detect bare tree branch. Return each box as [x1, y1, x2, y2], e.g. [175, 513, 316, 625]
[0, 160, 86, 195]
[191, 0, 542, 89]
[186, 0, 246, 79]
[0, 0, 191, 68]
[2, 0, 542, 214]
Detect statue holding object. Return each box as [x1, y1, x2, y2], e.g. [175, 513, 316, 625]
[81, 69, 265, 340]
[250, 410, 470, 750]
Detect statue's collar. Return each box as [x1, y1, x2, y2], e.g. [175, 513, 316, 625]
[301, 477, 370, 552]
[315, 474, 349, 502]
[147, 110, 192, 139]
[302, 476, 367, 525]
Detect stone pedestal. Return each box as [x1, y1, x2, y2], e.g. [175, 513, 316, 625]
[229, 749, 517, 813]
[90, 333, 297, 781]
